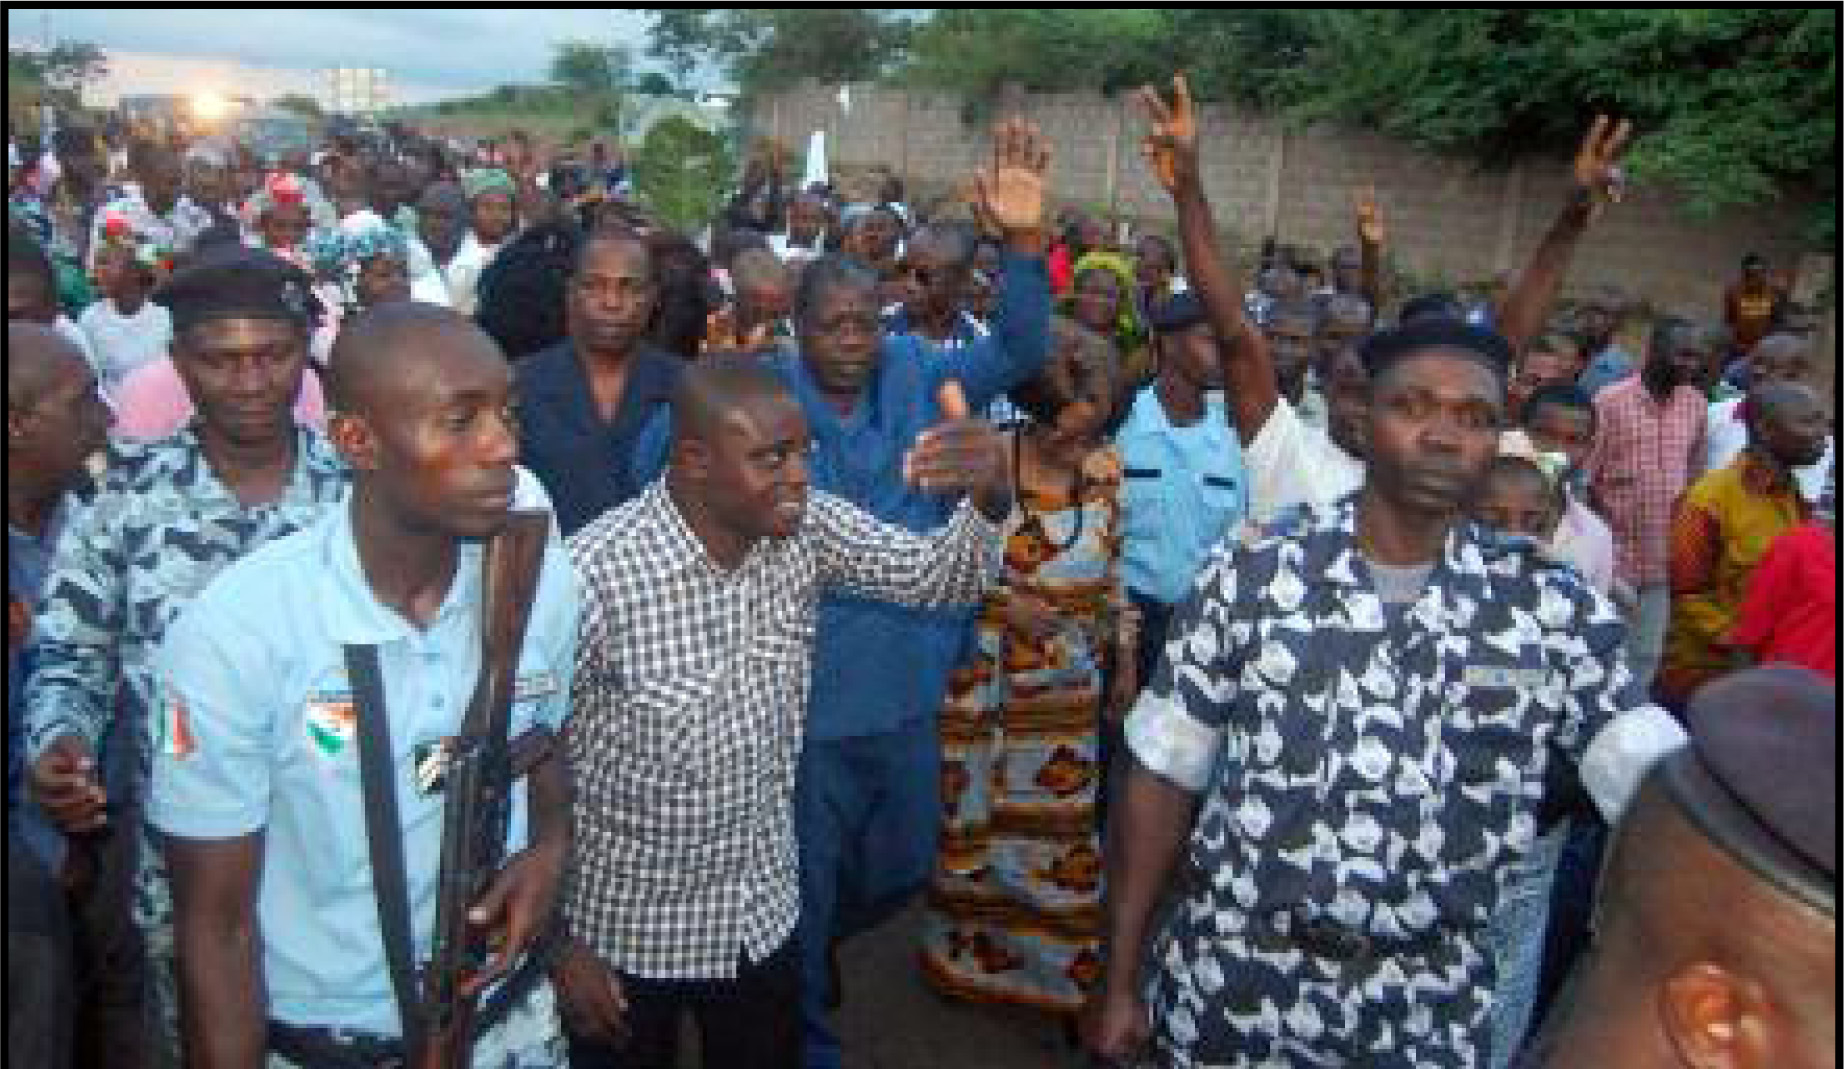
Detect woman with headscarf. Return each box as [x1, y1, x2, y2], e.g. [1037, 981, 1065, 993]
[1066, 250, 1154, 392]
[442, 167, 520, 316]
[241, 172, 336, 269]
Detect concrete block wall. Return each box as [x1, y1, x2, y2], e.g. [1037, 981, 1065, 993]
[753, 82, 1830, 334]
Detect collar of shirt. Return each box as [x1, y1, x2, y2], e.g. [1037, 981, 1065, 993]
[1282, 495, 1498, 626]
[158, 423, 348, 513]
[315, 497, 480, 646]
[631, 478, 745, 579]
[1736, 450, 1802, 501]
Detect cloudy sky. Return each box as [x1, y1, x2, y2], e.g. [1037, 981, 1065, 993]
[8, 8, 698, 105]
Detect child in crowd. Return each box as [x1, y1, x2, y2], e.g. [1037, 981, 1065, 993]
[79, 220, 173, 388]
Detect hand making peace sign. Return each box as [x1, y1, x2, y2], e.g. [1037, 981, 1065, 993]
[1573, 114, 1633, 221]
[1136, 73, 1199, 195]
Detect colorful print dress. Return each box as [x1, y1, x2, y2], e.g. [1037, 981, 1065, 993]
[920, 441, 1125, 1013]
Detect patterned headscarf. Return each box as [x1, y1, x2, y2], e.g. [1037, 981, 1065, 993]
[1069, 250, 1147, 353]
[306, 223, 409, 287]
[461, 168, 516, 201]
[242, 171, 337, 232]
[96, 208, 177, 277]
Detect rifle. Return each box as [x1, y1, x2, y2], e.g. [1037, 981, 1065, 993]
[415, 508, 552, 1069]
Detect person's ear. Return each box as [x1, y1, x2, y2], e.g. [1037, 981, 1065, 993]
[327, 410, 379, 472]
[1660, 963, 1762, 1068]
[674, 437, 713, 484]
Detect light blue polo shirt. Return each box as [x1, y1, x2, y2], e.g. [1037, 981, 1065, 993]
[1115, 385, 1250, 606]
[148, 496, 580, 1037]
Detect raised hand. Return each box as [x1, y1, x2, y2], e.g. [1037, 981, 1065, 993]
[701, 305, 773, 357]
[1573, 114, 1633, 220]
[960, 177, 1003, 238]
[1356, 184, 1386, 247]
[972, 118, 1051, 235]
[904, 380, 1010, 522]
[1136, 73, 1199, 194]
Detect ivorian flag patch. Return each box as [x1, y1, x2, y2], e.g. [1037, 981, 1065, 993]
[304, 695, 358, 758]
[164, 690, 197, 761]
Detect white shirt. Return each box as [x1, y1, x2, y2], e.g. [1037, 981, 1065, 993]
[440, 231, 502, 317]
[1705, 396, 1834, 503]
[78, 298, 173, 387]
[770, 232, 825, 264]
[1549, 490, 1617, 595]
[1244, 396, 1365, 523]
[54, 315, 105, 383]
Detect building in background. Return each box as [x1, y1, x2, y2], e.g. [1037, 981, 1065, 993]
[326, 66, 389, 116]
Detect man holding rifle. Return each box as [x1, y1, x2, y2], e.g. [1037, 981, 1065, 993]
[149, 303, 580, 1067]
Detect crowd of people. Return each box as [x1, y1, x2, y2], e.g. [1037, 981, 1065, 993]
[7, 68, 1836, 1069]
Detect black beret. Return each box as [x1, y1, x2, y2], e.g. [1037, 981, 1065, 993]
[153, 245, 322, 335]
[1359, 318, 1513, 382]
[1149, 290, 1207, 336]
[1663, 666, 1836, 914]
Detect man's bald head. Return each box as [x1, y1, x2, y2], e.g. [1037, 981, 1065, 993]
[326, 301, 506, 416]
[1747, 333, 1813, 388]
[8, 321, 91, 411]
[671, 357, 797, 449]
[1538, 773, 1835, 1067]
[1747, 380, 1822, 430]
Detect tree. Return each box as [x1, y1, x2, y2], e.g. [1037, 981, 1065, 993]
[645, 10, 914, 97]
[632, 113, 734, 233]
[9, 41, 107, 94]
[891, 9, 1837, 245]
[634, 72, 677, 98]
[550, 40, 631, 98]
[270, 93, 324, 120]
[1273, 9, 1836, 242]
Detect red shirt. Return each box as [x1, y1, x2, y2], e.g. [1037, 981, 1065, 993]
[1729, 522, 1836, 680]
[1048, 242, 1075, 296]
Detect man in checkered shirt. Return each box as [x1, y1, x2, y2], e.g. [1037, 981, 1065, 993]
[555, 359, 1010, 1068]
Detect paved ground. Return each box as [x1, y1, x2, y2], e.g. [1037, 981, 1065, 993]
[674, 902, 1083, 1068]
[829, 903, 1078, 1069]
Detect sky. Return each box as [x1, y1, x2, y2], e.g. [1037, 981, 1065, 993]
[7, 8, 705, 106]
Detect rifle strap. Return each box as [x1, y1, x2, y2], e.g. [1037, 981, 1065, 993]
[344, 643, 428, 1058]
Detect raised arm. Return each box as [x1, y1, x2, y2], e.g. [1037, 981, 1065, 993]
[948, 118, 1054, 409]
[817, 384, 1007, 602]
[1355, 185, 1386, 314]
[1494, 115, 1633, 357]
[1136, 74, 1278, 447]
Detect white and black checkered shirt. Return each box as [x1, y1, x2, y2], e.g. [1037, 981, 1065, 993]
[562, 478, 1000, 980]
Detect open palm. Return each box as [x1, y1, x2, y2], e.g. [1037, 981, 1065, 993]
[973, 118, 1050, 234]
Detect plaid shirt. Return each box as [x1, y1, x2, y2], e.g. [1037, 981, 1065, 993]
[562, 480, 1000, 980]
[1586, 376, 1706, 587]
